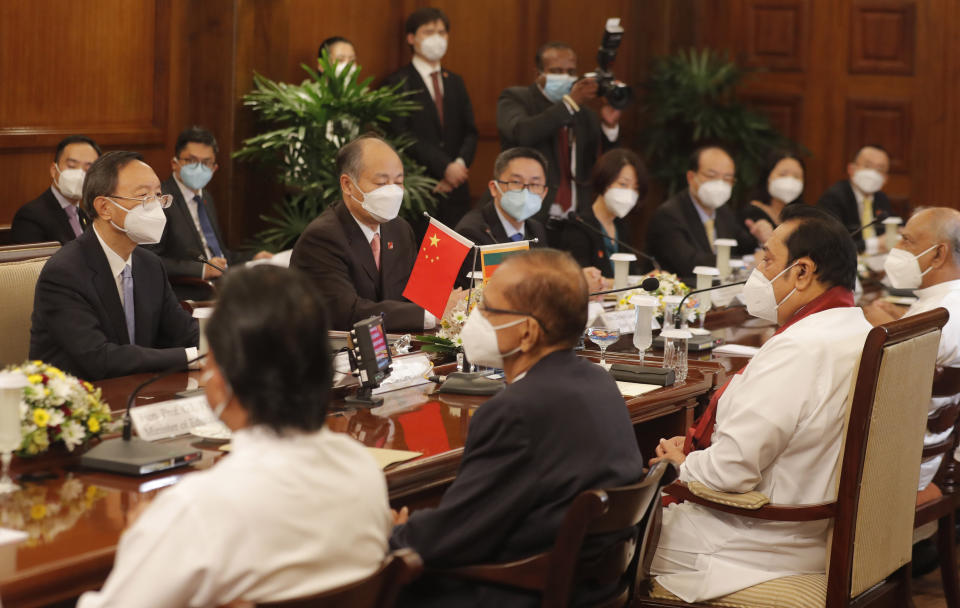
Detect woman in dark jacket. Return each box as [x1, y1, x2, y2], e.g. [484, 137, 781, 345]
[741, 151, 806, 244]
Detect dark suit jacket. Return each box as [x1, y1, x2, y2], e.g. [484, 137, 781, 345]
[555, 207, 635, 277]
[291, 202, 424, 332]
[147, 176, 249, 280]
[11, 188, 90, 245]
[391, 349, 645, 608]
[816, 180, 892, 252]
[29, 228, 198, 381]
[497, 84, 618, 223]
[382, 64, 478, 228]
[451, 201, 547, 288]
[646, 189, 756, 278]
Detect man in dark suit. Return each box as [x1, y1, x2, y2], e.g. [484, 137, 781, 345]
[817, 144, 893, 253]
[647, 146, 760, 278]
[148, 126, 272, 300]
[497, 42, 620, 226]
[11, 135, 101, 245]
[382, 7, 478, 229]
[30, 151, 198, 381]
[291, 135, 463, 332]
[453, 147, 549, 288]
[391, 249, 645, 608]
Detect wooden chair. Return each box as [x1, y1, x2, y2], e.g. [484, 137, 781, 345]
[635, 308, 948, 608]
[255, 548, 423, 608]
[913, 366, 960, 608]
[433, 461, 670, 608]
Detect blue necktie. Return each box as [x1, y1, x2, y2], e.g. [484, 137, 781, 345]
[509, 233, 523, 242]
[194, 195, 224, 258]
[121, 265, 136, 345]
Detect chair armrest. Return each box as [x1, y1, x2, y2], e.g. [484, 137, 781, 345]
[663, 481, 836, 521]
[433, 553, 550, 592]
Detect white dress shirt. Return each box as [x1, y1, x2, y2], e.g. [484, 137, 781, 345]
[92, 224, 198, 362]
[903, 279, 960, 489]
[494, 203, 524, 241]
[350, 211, 436, 329]
[174, 174, 214, 260]
[652, 307, 873, 602]
[78, 426, 392, 608]
[411, 55, 464, 168]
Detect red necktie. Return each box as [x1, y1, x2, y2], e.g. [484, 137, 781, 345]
[370, 233, 381, 270]
[555, 127, 573, 212]
[430, 71, 444, 127]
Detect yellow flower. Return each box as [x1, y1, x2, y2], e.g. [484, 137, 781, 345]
[83, 381, 93, 392]
[85, 485, 99, 500]
[27, 374, 42, 385]
[33, 409, 50, 428]
[30, 504, 46, 520]
[87, 418, 100, 433]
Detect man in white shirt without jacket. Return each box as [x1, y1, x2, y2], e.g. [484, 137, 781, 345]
[78, 265, 392, 608]
[650, 205, 873, 602]
[864, 206, 960, 499]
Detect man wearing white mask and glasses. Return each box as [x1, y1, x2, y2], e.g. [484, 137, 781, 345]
[390, 248, 644, 608]
[863, 207, 960, 507]
[292, 134, 464, 331]
[12, 135, 101, 245]
[383, 7, 477, 229]
[817, 144, 893, 254]
[30, 151, 199, 381]
[647, 145, 761, 277]
[649, 206, 872, 602]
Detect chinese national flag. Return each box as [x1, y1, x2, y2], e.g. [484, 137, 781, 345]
[402, 217, 474, 318]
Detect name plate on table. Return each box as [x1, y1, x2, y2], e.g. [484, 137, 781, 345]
[130, 395, 217, 442]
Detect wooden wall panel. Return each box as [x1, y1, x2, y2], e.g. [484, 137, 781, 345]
[849, 0, 916, 75]
[744, 0, 809, 71]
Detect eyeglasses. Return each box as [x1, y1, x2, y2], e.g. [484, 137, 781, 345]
[478, 300, 547, 331]
[176, 157, 217, 170]
[697, 171, 736, 185]
[108, 194, 173, 211]
[495, 180, 548, 196]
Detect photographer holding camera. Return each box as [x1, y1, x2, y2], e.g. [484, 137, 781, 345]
[497, 40, 622, 227]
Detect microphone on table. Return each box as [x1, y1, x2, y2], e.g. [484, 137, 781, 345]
[555, 215, 661, 271]
[590, 276, 660, 297]
[672, 280, 748, 328]
[80, 354, 208, 475]
[193, 254, 227, 274]
[849, 213, 889, 239]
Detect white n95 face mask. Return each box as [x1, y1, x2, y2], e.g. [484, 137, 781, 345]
[696, 180, 732, 210]
[603, 187, 639, 218]
[350, 177, 404, 223]
[883, 244, 937, 289]
[107, 198, 168, 245]
[767, 176, 803, 203]
[420, 34, 447, 62]
[851, 168, 884, 194]
[55, 166, 86, 200]
[741, 262, 798, 323]
[460, 307, 525, 369]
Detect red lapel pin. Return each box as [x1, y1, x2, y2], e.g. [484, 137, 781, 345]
[598, 250, 604, 258]
[387, 242, 394, 250]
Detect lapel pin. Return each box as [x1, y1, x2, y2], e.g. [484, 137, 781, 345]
[388, 242, 394, 250]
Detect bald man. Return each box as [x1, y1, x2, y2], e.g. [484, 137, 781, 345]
[291, 135, 462, 331]
[864, 207, 960, 497]
[390, 249, 645, 608]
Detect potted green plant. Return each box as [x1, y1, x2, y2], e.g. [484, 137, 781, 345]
[640, 48, 799, 205]
[234, 51, 438, 251]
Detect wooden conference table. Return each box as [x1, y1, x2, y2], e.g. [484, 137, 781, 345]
[0, 305, 774, 607]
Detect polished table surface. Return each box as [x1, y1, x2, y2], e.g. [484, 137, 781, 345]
[0, 305, 777, 607]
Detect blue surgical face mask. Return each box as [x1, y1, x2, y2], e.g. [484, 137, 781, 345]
[496, 182, 542, 222]
[542, 74, 576, 103]
[179, 162, 214, 191]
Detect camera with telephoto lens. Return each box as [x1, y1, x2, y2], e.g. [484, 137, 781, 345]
[584, 17, 633, 110]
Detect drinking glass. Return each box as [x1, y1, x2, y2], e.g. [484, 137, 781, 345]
[586, 327, 621, 368]
[0, 373, 27, 495]
[661, 328, 691, 383]
[631, 295, 658, 366]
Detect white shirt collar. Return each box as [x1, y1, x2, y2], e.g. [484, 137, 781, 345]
[174, 172, 201, 202]
[92, 222, 132, 277]
[493, 202, 524, 240]
[915, 279, 960, 302]
[51, 186, 75, 210]
[412, 55, 442, 92]
[348, 207, 380, 244]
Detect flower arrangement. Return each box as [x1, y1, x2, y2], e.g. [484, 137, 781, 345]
[2, 362, 113, 457]
[416, 285, 483, 356]
[615, 270, 697, 322]
[0, 476, 107, 547]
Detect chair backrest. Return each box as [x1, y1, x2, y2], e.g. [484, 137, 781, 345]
[0, 241, 60, 263]
[255, 548, 422, 608]
[542, 462, 669, 607]
[0, 257, 51, 368]
[827, 308, 946, 604]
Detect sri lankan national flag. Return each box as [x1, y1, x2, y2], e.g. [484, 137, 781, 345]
[480, 241, 531, 283]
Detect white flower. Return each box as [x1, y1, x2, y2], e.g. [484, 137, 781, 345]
[60, 421, 86, 452]
[46, 377, 72, 405]
[46, 409, 65, 428]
